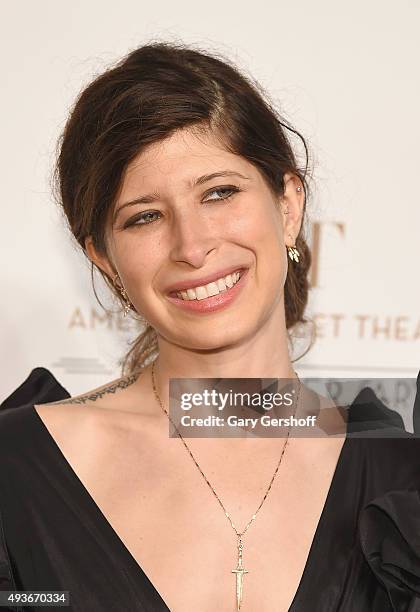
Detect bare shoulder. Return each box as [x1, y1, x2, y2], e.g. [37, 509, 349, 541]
[33, 366, 154, 444]
[38, 369, 143, 409]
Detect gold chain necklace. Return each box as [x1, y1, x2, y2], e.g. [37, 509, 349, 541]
[151, 360, 301, 611]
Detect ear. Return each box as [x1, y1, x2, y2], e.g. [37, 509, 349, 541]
[281, 172, 305, 246]
[84, 236, 116, 281]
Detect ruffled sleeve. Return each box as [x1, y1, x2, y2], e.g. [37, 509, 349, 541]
[1, 367, 70, 410]
[359, 489, 420, 611]
[0, 367, 70, 610]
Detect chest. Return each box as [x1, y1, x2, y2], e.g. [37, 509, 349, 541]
[59, 429, 341, 612]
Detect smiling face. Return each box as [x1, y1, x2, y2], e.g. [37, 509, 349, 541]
[86, 127, 302, 352]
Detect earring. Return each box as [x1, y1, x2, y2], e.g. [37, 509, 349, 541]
[287, 234, 300, 263]
[113, 274, 131, 317]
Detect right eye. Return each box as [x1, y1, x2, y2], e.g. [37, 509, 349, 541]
[125, 211, 162, 228]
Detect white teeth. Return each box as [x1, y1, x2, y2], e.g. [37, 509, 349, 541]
[195, 286, 208, 301]
[225, 274, 234, 288]
[175, 270, 243, 301]
[206, 282, 220, 297]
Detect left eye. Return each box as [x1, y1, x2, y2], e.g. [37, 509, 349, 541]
[203, 186, 240, 202]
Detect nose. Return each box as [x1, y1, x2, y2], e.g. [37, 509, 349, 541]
[169, 207, 218, 268]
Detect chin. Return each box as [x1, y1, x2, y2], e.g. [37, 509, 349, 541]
[175, 325, 253, 352]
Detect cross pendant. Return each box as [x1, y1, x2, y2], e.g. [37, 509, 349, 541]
[231, 537, 249, 611]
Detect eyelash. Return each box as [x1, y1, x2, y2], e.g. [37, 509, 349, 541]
[124, 185, 241, 228]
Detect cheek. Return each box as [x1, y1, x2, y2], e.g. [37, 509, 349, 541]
[247, 202, 287, 293]
[228, 199, 285, 264]
[231, 195, 283, 237]
[110, 236, 156, 296]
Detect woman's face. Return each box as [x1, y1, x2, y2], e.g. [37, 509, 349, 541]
[87, 128, 302, 351]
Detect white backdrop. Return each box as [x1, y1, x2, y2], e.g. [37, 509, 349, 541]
[1, 0, 419, 399]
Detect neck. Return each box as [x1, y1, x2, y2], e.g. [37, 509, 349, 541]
[148, 304, 298, 405]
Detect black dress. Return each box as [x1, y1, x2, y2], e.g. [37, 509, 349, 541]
[1, 368, 420, 611]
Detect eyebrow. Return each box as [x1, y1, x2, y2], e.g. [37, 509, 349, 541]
[113, 170, 249, 224]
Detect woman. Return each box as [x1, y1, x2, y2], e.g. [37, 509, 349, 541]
[1, 42, 419, 612]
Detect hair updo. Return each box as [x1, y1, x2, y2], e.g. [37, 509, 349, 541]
[55, 41, 313, 375]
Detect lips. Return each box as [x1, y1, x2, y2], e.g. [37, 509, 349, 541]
[166, 267, 249, 314]
[166, 265, 248, 296]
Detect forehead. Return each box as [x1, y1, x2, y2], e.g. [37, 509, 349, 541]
[119, 128, 258, 193]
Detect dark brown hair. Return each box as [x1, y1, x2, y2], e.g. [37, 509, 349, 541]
[55, 41, 313, 375]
